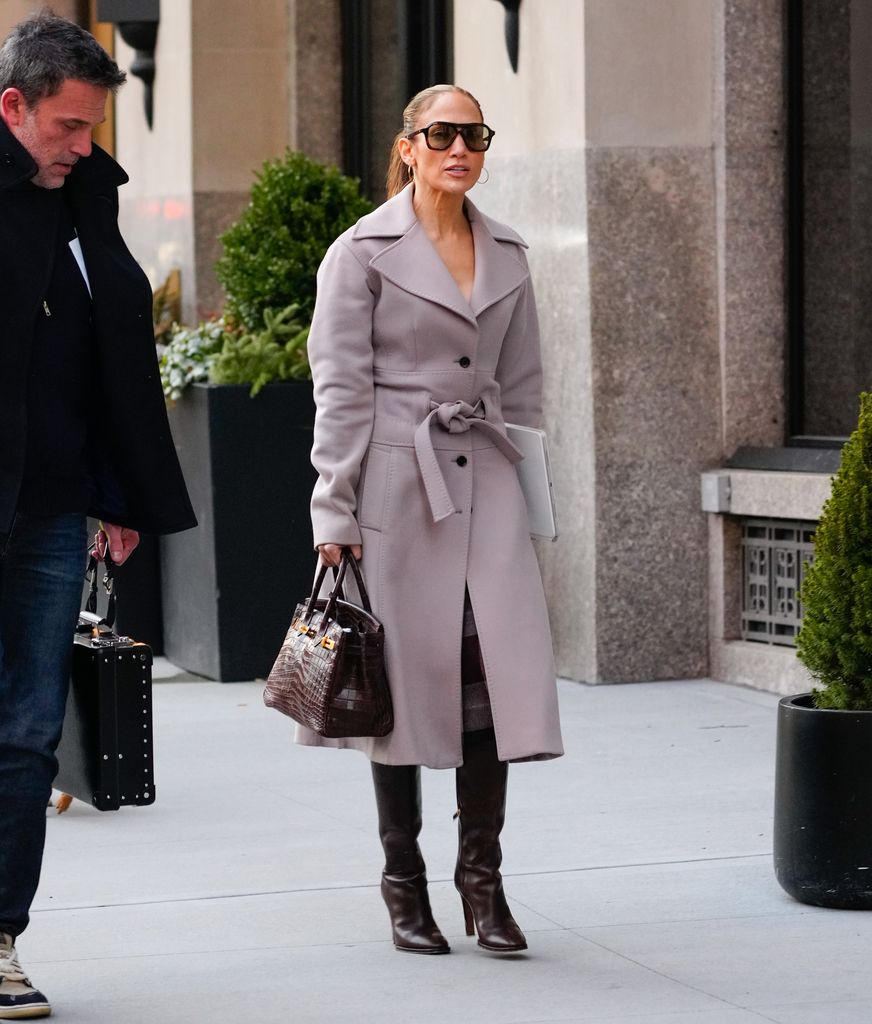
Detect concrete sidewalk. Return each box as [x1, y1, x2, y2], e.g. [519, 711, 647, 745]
[23, 671, 872, 1023]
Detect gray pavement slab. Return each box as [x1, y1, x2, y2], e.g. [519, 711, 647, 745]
[14, 674, 868, 1022]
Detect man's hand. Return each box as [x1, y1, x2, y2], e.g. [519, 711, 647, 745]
[95, 522, 140, 565]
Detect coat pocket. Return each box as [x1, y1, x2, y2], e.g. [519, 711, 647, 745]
[357, 444, 392, 531]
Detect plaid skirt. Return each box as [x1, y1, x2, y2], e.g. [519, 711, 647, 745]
[461, 589, 494, 732]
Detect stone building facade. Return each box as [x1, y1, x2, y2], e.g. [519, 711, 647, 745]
[1, 0, 862, 693]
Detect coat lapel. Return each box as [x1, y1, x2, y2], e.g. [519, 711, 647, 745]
[371, 221, 478, 325]
[467, 205, 529, 318]
[357, 185, 529, 325]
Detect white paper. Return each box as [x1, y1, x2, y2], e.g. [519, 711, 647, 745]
[68, 233, 92, 296]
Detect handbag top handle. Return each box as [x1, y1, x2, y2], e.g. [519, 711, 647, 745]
[302, 550, 374, 637]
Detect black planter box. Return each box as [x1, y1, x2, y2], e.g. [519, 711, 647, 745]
[774, 693, 872, 909]
[161, 381, 317, 681]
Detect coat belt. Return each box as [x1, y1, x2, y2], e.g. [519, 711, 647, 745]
[412, 400, 523, 523]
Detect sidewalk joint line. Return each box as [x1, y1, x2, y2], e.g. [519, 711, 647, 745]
[32, 853, 772, 916]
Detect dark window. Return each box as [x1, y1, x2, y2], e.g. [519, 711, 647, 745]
[341, 0, 452, 201]
[788, 0, 872, 439]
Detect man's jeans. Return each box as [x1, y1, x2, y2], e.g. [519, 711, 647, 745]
[0, 513, 88, 937]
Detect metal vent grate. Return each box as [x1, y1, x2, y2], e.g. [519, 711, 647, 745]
[741, 518, 815, 646]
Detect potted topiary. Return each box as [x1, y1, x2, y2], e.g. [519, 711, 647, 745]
[159, 151, 372, 682]
[774, 391, 872, 908]
[214, 149, 371, 329]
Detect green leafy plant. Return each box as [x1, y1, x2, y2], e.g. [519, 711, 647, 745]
[796, 392, 872, 709]
[216, 149, 373, 330]
[210, 304, 311, 397]
[158, 317, 230, 401]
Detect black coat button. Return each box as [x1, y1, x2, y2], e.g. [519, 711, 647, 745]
[456, 456, 468, 467]
[2, 154, 13, 165]
[458, 356, 471, 368]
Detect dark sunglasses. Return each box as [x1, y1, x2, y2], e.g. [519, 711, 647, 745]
[406, 121, 495, 152]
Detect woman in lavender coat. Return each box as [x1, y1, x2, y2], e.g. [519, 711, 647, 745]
[301, 85, 563, 955]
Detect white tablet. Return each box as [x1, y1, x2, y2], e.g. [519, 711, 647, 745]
[505, 423, 559, 541]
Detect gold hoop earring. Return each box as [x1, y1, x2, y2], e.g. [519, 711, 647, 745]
[477, 167, 490, 185]
[407, 164, 415, 181]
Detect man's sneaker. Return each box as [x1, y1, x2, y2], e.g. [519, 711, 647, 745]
[0, 935, 50, 1019]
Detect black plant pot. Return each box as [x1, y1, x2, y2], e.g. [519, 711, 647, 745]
[161, 381, 317, 681]
[774, 693, 872, 909]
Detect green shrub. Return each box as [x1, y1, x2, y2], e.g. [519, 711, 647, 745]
[210, 304, 311, 397]
[216, 150, 373, 330]
[796, 392, 872, 709]
[159, 318, 229, 401]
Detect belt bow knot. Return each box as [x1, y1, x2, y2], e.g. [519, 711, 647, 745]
[433, 399, 484, 433]
[413, 399, 523, 523]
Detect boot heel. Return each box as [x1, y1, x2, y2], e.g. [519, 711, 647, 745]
[460, 893, 475, 936]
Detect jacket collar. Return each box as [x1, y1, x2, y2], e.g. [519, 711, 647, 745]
[356, 184, 530, 322]
[0, 115, 128, 194]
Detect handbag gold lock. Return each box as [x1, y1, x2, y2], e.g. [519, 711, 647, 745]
[319, 636, 335, 650]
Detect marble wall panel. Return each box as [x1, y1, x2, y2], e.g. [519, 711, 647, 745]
[722, 152, 786, 451]
[288, 0, 342, 169]
[721, 0, 787, 453]
[586, 147, 722, 681]
[724, 0, 787, 150]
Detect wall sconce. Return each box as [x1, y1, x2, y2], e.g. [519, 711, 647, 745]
[493, 0, 521, 72]
[96, 0, 160, 129]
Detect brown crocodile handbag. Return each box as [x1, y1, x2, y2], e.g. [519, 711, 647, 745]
[263, 550, 393, 737]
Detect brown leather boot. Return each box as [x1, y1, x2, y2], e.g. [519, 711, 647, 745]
[454, 729, 528, 952]
[371, 763, 450, 954]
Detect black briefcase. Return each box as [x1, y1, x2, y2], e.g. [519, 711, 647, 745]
[54, 555, 156, 811]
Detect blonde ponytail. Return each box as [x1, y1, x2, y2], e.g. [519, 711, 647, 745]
[385, 131, 411, 198]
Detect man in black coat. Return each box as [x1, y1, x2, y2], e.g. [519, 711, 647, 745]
[0, 13, 195, 1017]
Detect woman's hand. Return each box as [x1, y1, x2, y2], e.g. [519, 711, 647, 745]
[318, 543, 362, 567]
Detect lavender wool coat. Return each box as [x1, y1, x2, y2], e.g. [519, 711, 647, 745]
[296, 185, 564, 768]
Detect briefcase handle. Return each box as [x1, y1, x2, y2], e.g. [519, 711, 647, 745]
[84, 550, 117, 629]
